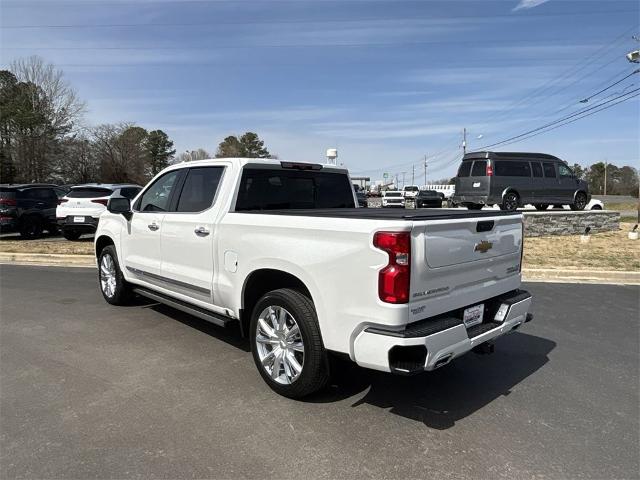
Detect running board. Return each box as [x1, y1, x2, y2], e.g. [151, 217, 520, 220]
[133, 287, 233, 328]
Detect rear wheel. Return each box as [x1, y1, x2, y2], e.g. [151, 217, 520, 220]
[250, 288, 329, 398]
[500, 192, 519, 212]
[98, 245, 132, 305]
[533, 204, 549, 211]
[465, 203, 483, 210]
[63, 229, 82, 241]
[570, 192, 587, 211]
[19, 216, 43, 239]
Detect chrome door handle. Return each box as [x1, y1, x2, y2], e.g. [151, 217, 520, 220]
[194, 226, 210, 236]
[148, 223, 159, 231]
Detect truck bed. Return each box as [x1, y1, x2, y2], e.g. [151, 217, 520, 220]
[236, 207, 519, 220]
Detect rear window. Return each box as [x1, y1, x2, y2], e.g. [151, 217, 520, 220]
[235, 168, 355, 211]
[404, 186, 419, 192]
[67, 187, 113, 198]
[494, 161, 531, 177]
[471, 160, 487, 176]
[457, 161, 472, 177]
[119, 187, 141, 199]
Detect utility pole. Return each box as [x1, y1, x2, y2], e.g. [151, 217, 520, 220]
[411, 165, 415, 186]
[604, 159, 607, 195]
[401, 172, 406, 189]
[423, 155, 427, 187]
[462, 128, 467, 154]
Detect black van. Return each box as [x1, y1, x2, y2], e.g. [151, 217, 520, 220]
[452, 152, 590, 211]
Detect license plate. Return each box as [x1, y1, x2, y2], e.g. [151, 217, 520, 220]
[463, 304, 484, 328]
[73, 216, 85, 223]
[473, 182, 481, 187]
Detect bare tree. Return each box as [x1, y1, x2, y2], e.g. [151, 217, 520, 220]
[175, 148, 210, 163]
[92, 123, 148, 184]
[54, 135, 100, 184]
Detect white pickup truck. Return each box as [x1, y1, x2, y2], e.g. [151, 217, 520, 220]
[95, 158, 533, 398]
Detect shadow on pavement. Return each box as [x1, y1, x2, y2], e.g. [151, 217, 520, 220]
[313, 332, 556, 429]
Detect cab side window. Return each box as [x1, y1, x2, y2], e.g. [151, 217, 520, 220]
[558, 165, 573, 178]
[136, 170, 180, 212]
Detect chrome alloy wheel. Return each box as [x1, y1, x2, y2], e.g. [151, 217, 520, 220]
[255, 305, 305, 385]
[100, 254, 117, 298]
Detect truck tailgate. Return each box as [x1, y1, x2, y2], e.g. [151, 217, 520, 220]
[409, 214, 523, 322]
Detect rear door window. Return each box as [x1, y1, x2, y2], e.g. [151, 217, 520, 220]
[531, 162, 543, 178]
[235, 168, 355, 211]
[494, 161, 531, 177]
[176, 167, 225, 212]
[471, 160, 486, 176]
[457, 161, 472, 177]
[543, 162, 557, 178]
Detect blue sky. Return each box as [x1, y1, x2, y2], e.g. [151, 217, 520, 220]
[1, 0, 639, 182]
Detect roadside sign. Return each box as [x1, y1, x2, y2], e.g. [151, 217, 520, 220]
[383, 173, 388, 180]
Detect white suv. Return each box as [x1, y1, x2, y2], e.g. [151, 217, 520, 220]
[57, 184, 141, 240]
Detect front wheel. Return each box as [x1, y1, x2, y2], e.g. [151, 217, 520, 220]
[98, 245, 132, 305]
[570, 192, 587, 211]
[19, 216, 43, 239]
[250, 288, 329, 398]
[63, 229, 82, 241]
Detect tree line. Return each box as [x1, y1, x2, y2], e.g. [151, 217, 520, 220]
[0, 56, 273, 186]
[570, 162, 638, 197]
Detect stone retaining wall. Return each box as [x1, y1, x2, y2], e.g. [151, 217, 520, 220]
[523, 210, 620, 237]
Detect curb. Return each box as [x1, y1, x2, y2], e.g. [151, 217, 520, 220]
[0, 252, 95, 267]
[522, 268, 639, 285]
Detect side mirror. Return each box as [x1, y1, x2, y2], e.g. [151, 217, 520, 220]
[107, 197, 132, 220]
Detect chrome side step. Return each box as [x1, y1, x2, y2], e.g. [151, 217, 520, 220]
[133, 287, 233, 328]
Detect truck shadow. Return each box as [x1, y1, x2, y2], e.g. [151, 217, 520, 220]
[315, 332, 556, 430]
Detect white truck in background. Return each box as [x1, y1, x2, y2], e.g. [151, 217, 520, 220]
[95, 158, 533, 398]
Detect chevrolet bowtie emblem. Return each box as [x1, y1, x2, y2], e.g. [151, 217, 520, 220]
[474, 240, 493, 253]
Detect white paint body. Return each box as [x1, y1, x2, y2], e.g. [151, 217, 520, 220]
[96, 158, 528, 372]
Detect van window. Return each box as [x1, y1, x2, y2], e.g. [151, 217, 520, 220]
[494, 161, 531, 177]
[558, 165, 573, 178]
[543, 162, 556, 178]
[531, 162, 543, 178]
[457, 161, 472, 177]
[471, 160, 486, 176]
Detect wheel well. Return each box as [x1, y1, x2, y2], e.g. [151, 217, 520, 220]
[574, 190, 587, 200]
[240, 269, 312, 337]
[95, 235, 114, 258]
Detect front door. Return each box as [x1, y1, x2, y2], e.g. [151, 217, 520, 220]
[160, 166, 226, 303]
[121, 169, 182, 283]
[557, 164, 579, 204]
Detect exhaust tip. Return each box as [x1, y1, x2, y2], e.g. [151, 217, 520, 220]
[525, 313, 534, 323]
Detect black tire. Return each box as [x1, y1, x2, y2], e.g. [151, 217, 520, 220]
[570, 192, 587, 211]
[250, 288, 329, 399]
[19, 216, 43, 239]
[533, 204, 549, 211]
[591, 204, 602, 210]
[97, 245, 133, 305]
[465, 203, 483, 210]
[553, 204, 564, 209]
[47, 224, 59, 236]
[62, 229, 82, 241]
[500, 192, 519, 212]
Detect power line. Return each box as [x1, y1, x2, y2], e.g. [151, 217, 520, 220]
[478, 88, 640, 150]
[579, 68, 639, 103]
[490, 92, 640, 148]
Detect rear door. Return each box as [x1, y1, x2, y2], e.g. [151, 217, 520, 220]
[160, 166, 226, 302]
[493, 160, 533, 203]
[408, 214, 523, 322]
[455, 160, 488, 197]
[123, 170, 183, 282]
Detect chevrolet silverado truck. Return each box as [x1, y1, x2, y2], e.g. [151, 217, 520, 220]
[95, 158, 533, 398]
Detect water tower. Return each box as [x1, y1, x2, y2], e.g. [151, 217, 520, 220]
[326, 148, 338, 165]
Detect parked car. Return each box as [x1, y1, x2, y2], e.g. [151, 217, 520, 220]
[415, 190, 443, 208]
[95, 158, 532, 398]
[403, 185, 420, 199]
[57, 184, 141, 240]
[452, 152, 590, 212]
[356, 191, 368, 208]
[0, 184, 68, 238]
[382, 190, 405, 208]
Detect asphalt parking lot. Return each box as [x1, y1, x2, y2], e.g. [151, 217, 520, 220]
[1, 265, 638, 479]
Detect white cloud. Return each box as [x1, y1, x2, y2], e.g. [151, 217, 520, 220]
[513, 0, 552, 12]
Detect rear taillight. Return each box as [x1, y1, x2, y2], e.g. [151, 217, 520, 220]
[0, 198, 17, 207]
[91, 199, 108, 206]
[486, 161, 493, 177]
[58, 198, 68, 205]
[373, 231, 411, 304]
